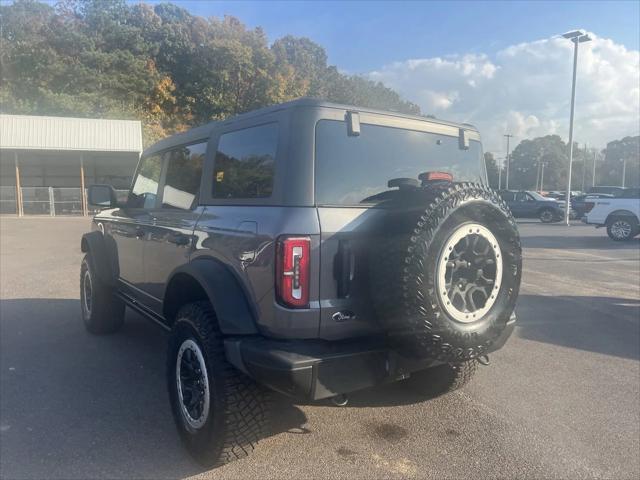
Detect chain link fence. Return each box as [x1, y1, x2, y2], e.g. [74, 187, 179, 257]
[53, 187, 84, 215]
[1, 187, 130, 216]
[21, 187, 52, 215]
[0, 186, 17, 215]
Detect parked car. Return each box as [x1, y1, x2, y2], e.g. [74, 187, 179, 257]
[80, 99, 522, 467]
[583, 187, 640, 240]
[571, 193, 613, 219]
[499, 190, 570, 222]
[587, 185, 626, 197]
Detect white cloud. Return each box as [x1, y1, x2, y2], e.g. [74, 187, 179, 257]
[368, 34, 640, 154]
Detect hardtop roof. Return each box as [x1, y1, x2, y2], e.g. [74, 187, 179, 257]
[142, 97, 479, 157]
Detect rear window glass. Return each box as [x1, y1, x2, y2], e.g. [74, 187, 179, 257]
[315, 120, 484, 206]
[213, 123, 278, 199]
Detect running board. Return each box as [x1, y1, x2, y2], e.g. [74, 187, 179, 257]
[115, 292, 170, 331]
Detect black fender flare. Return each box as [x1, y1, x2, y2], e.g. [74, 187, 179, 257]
[80, 231, 118, 286]
[163, 258, 258, 335]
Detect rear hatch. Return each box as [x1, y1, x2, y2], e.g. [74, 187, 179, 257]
[315, 113, 486, 340]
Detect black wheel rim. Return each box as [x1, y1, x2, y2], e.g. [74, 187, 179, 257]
[82, 268, 92, 317]
[176, 339, 210, 430]
[437, 223, 502, 322]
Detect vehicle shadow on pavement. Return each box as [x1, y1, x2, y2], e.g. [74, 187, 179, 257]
[515, 294, 640, 360]
[0, 298, 308, 480]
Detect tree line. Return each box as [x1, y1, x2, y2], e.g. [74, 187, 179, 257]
[0, 0, 419, 145]
[1, 0, 637, 188]
[485, 135, 639, 191]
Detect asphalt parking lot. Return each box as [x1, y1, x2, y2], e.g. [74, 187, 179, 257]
[1, 217, 639, 480]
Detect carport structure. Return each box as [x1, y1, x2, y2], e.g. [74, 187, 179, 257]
[0, 114, 142, 216]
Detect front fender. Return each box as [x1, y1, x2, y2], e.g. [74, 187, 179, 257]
[164, 258, 259, 335]
[80, 231, 118, 286]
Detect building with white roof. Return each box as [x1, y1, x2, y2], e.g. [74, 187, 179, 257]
[0, 114, 142, 215]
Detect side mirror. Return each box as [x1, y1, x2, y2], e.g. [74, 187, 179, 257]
[88, 184, 118, 208]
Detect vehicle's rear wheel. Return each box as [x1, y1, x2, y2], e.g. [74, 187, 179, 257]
[539, 208, 555, 223]
[406, 360, 478, 397]
[606, 217, 639, 241]
[167, 301, 269, 467]
[370, 183, 522, 362]
[80, 254, 124, 334]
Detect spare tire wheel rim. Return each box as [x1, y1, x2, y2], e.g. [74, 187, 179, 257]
[437, 223, 502, 323]
[176, 339, 210, 431]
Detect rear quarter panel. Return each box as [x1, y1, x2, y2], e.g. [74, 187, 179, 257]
[191, 206, 321, 338]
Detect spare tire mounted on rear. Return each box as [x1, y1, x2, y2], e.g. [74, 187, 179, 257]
[371, 183, 522, 362]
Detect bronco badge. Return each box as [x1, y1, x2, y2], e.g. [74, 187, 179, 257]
[332, 310, 356, 322]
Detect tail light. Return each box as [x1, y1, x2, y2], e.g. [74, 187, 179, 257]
[419, 171, 454, 183]
[276, 236, 310, 308]
[584, 202, 595, 213]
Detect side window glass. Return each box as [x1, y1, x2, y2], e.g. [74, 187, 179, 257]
[213, 123, 278, 199]
[500, 191, 514, 202]
[162, 142, 206, 210]
[515, 192, 527, 202]
[128, 154, 162, 209]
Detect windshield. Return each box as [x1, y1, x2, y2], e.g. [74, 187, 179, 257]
[528, 191, 549, 201]
[315, 120, 484, 205]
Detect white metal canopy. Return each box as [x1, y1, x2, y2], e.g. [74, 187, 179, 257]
[0, 114, 142, 153]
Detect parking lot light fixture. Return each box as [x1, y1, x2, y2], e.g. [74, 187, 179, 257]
[562, 29, 591, 225]
[504, 134, 513, 190]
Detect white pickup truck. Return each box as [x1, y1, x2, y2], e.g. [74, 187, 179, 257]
[583, 188, 640, 241]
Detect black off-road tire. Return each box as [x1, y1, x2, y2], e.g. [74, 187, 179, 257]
[606, 216, 639, 241]
[167, 301, 269, 467]
[539, 208, 555, 223]
[80, 254, 125, 334]
[406, 360, 478, 397]
[370, 183, 522, 362]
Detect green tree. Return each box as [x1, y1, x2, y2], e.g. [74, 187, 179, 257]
[600, 136, 640, 188]
[1, 0, 421, 146]
[484, 152, 499, 189]
[509, 135, 569, 191]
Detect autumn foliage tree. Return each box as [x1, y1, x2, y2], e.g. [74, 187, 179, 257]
[0, 0, 420, 146]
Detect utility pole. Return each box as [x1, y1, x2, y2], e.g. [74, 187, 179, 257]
[540, 162, 546, 192]
[622, 158, 627, 187]
[498, 157, 502, 190]
[592, 150, 597, 187]
[581, 143, 587, 192]
[561, 30, 591, 226]
[504, 134, 513, 190]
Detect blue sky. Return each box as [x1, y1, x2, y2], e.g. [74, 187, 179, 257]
[165, 0, 639, 73]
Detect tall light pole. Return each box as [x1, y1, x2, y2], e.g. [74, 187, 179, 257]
[498, 156, 502, 190]
[581, 143, 587, 192]
[504, 134, 513, 190]
[621, 158, 627, 187]
[540, 162, 546, 192]
[562, 30, 592, 225]
[592, 150, 597, 187]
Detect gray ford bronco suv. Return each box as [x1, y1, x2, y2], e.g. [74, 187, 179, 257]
[81, 98, 522, 467]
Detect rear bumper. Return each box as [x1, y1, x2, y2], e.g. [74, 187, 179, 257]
[224, 313, 516, 400]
